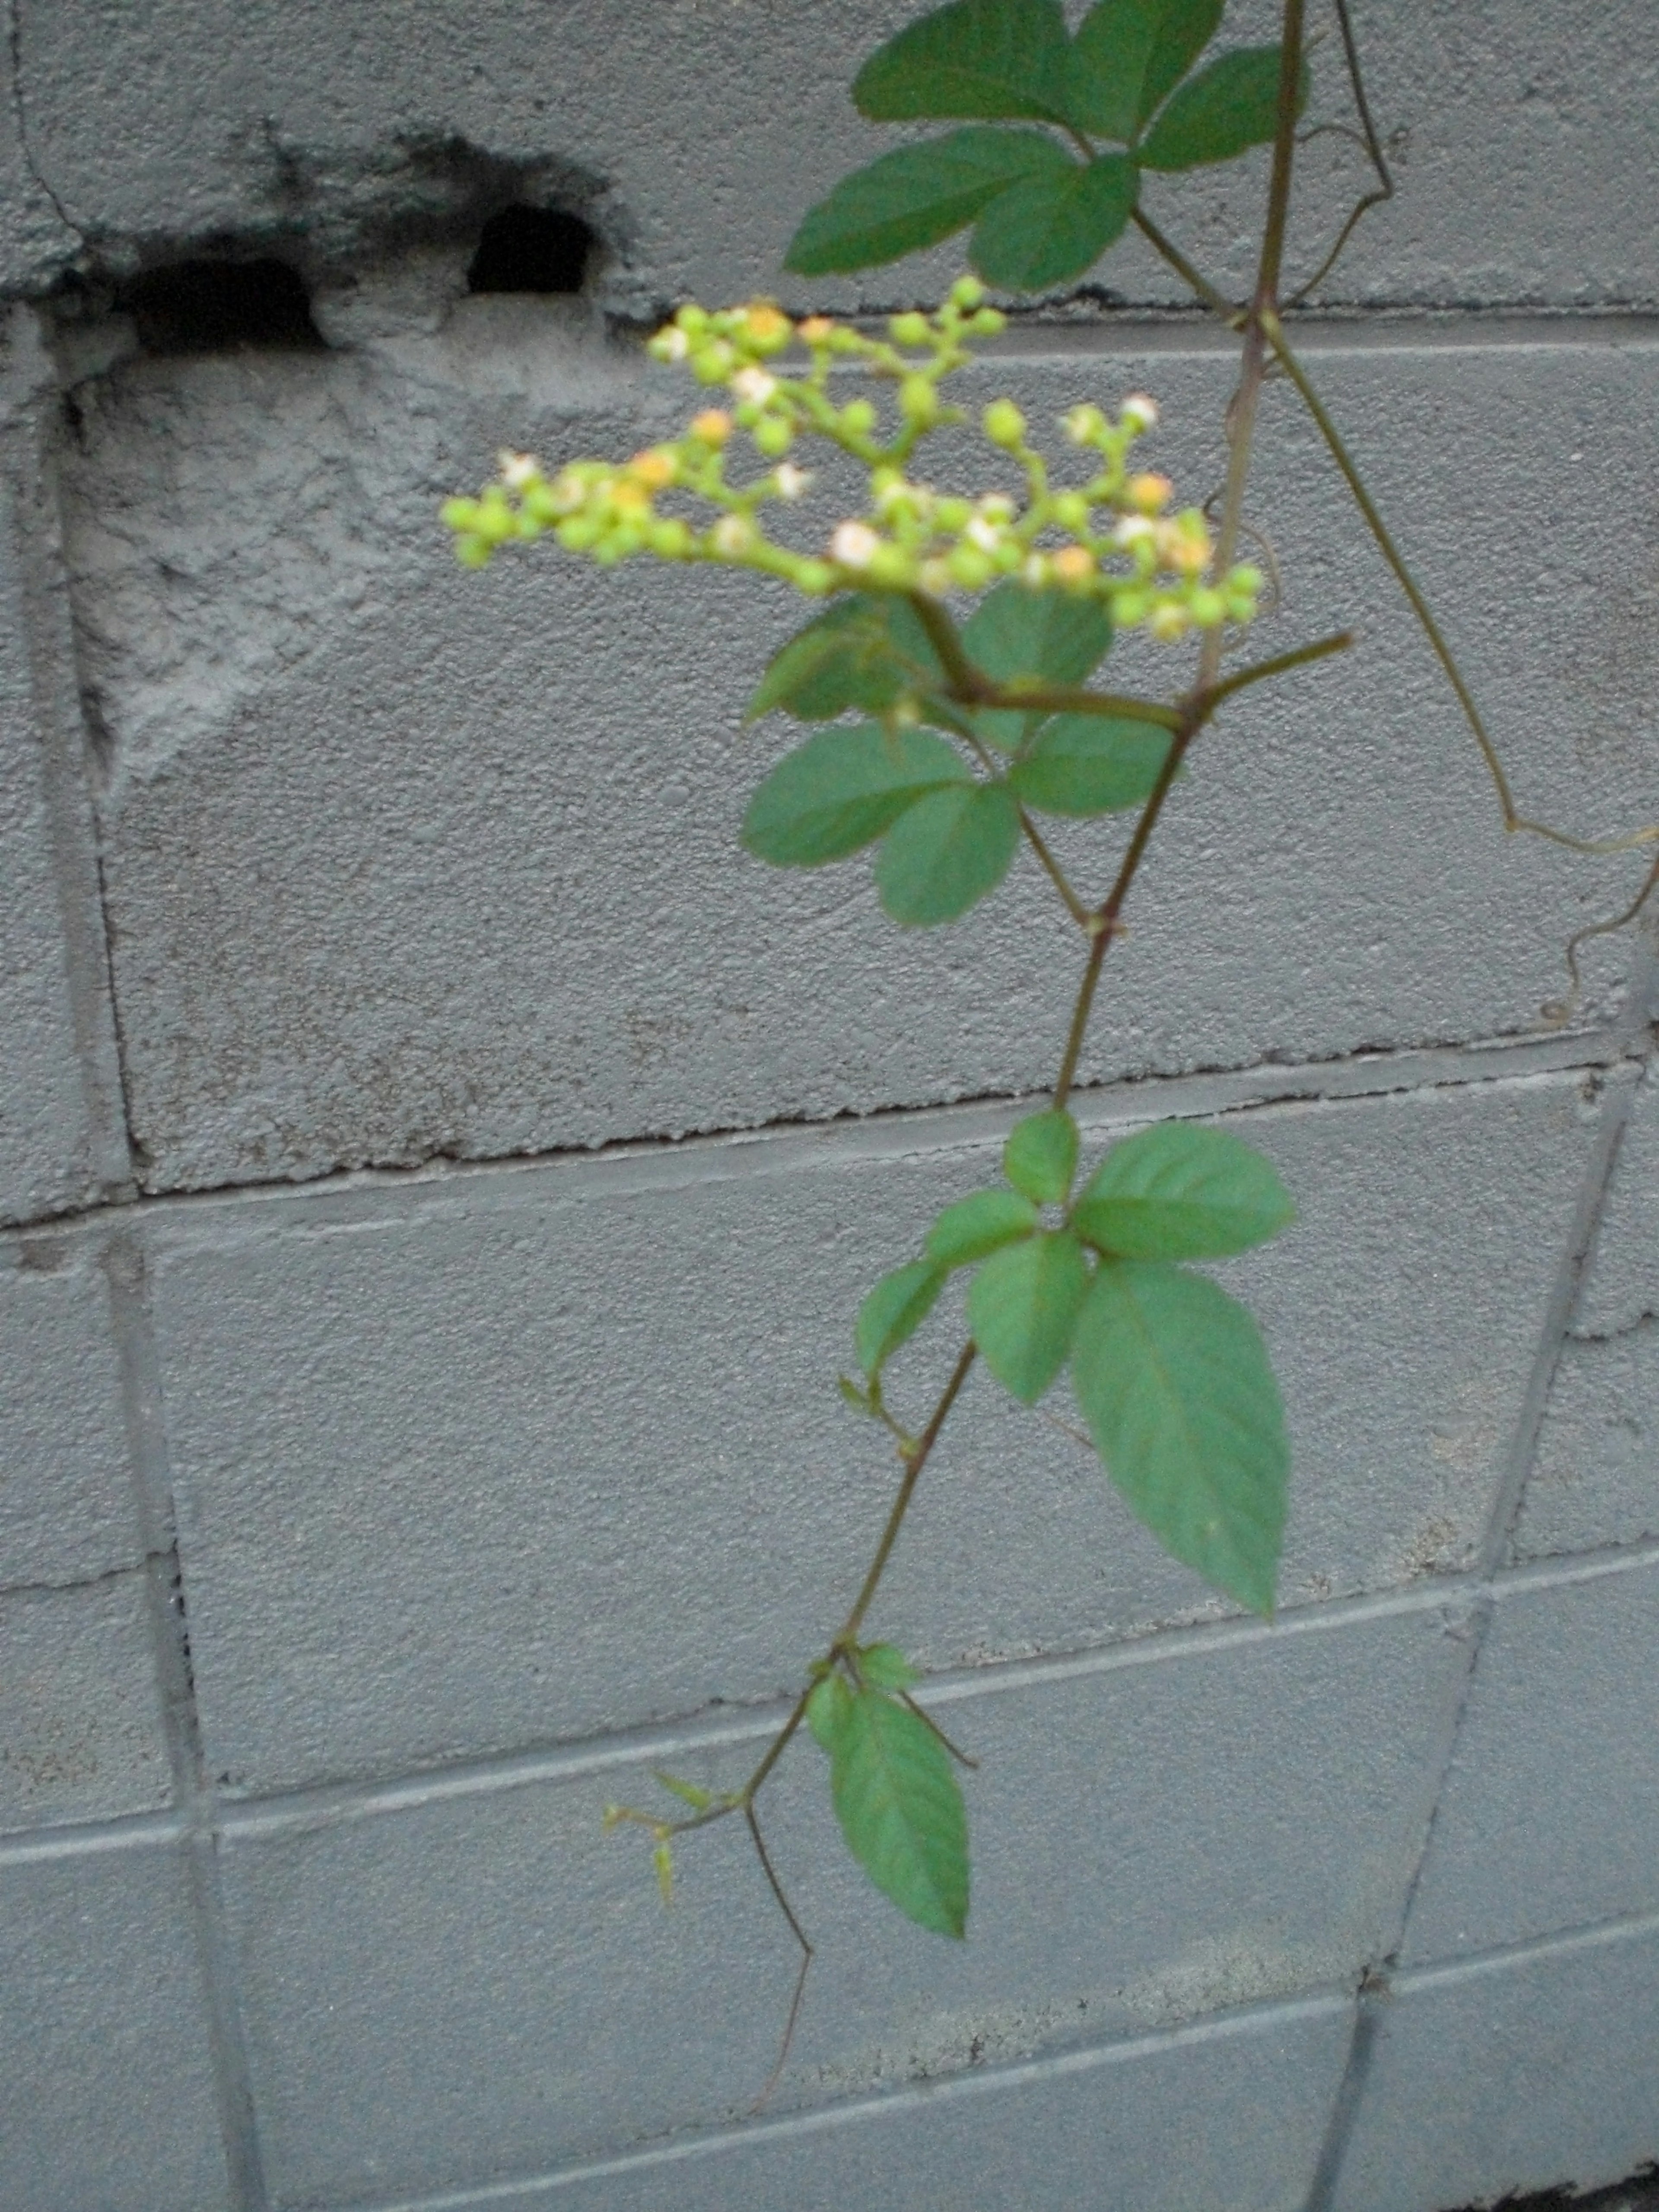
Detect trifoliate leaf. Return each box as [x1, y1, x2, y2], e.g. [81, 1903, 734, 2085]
[785, 128, 1073, 276]
[1066, 0, 1163, 139]
[875, 780, 1020, 925]
[742, 725, 968, 868]
[830, 1687, 969, 1937]
[1136, 0, 1224, 126]
[1139, 45, 1307, 171]
[1072, 1122, 1296, 1259]
[1071, 1259, 1287, 1615]
[854, 0, 1072, 125]
[1008, 713, 1173, 814]
[926, 1186, 1039, 1268]
[968, 1228, 1090, 1403]
[970, 153, 1138, 291]
[1003, 1106, 1079, 1205]
[856, 1258, 949, 1376]
[857, 1642, 921, 1691]
[962, 583, 1114, 749]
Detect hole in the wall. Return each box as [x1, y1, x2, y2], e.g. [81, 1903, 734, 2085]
[467, 204, 594, 295]
[120, 257, 326, 356]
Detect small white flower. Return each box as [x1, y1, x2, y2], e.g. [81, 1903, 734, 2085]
[966, 517, 1004, 553]
[712, 514, 756, 556]
[1122, 393, 1159, 432]
[732, 366, 778, 405]
[650, 325, 691, 362]
[830, 521, 880, 569]
[1112, 514, 1156, 547]
[498, 450, 540, 489]
[1022, 553, 1050, 587]
[773, 462, 812, 501]
[977, 493, 1016, 524]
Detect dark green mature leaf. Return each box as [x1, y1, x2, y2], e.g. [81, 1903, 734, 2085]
[1139, 45, 1307, 170]
[742, 725, 967, 868]
[926, 1186, 1039, 1268]
[1071, 1260, 1287, 1614]
[855, 0, 1072, 124]
[1072, 1122, 1296, 1258]
[970, 153, 1138, 290]
[969, 1229, 1090, 1402]
[1136, 0, 1224, 124]
[857, 1642, 920, 1691]
[1003, 1107, 1079, 1205]
[807, 1670, 855, 1751]
[963, 582, 1114, 749]
[748, 596, 945, 723]
[856, 1258, 948, 1376]
[876, 780, 1020, 925]
[1067, 0, 1162, 140]
[786, 128, 1071, 276]
[1009, 713, 1173, 815]
[830, 1687, 969, 1937]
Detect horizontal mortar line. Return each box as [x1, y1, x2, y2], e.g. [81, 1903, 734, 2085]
[0, 1807, 186, 1869]
[0, 1022, 1626, 1254]
[205, 1532, 1659, 1845]
[974, 306, 1659, 362]
[340, 1986, 1359, 2212]
[1393, 1900, 1659, 1997]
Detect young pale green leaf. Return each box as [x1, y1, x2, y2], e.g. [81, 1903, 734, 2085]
[856, 1258, 949, 1376]
[925, 1186, 1039, 1268]
[1072, 1122, 1296, 1259]
[652, 1770, 715, 1811]
[1066, 0, 1162, 140]
[857, 1642, 920, 1691]
[1136, 0, 1224, 125]
[1004, 1106, 1080, 1205]
[807, 1669, 855, 1752]
[1071, 1260, 1287, 1614]
[1139, 45, 1307, 171]
[785, 128, 1072, 276]
[742, 725, 968, 869]
[830, 1687, 969, 1937]
[970, 153, 1138, 291]
[1008, 713, 1173, 815]
[853, 0, 1072, 124]
[875, 780, 1020, 926]
[968, 1228, 1090, 1404]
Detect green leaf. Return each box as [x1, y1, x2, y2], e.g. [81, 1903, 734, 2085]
[968, 1228, 1090, 1403]
[962, 582, 1114, 749]
[1071, 1260, 1287, 1614]
[785, 128, 1072, 276]
[1139, 45, 1307, 171]
[1067, 0, 1163, 140]
[1136, 0, 1224, 125]
[856, 1258, 949, 1376]
[854, 0, 1071, 124]
[926, 1187, 1039, 1268]
[742, 725, 968, 868]
[1008, 713, 1173, 815]
[747, 595, 944, 723]
[1072, 1122, 1296, 1259]
[857, 1642, 920, 1691]
[807, 1670, 855, 1751]
[1004, 1106, 1079, 1205]
[970, 152, 1138, 291]
[875, 780, 1020, 925]
[830, 1687, 969, 1937]
[652, 1770, 714, 1812]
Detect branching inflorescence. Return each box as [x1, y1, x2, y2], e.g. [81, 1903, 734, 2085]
[443, 0, 1655, 2100]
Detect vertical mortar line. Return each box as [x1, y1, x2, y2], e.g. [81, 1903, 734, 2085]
[1304, 955, 1656, 2212]
[103, 1225, 270, 2212]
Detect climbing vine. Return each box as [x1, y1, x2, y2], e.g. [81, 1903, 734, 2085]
[443, 0, 1657, 2093]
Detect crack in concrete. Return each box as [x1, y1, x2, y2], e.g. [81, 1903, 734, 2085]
[6, 0, 86, 253]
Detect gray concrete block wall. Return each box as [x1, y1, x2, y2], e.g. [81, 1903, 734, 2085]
[2, 5, 1657, 2209]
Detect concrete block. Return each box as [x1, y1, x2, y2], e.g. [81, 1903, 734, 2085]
[1577, 1063, 1659, 1338]
[1332, 1920, 1659, 2212]
[152, 1060, 1591, 1795]
[222, 1600, 1450, 2206]
[0, 310, 128, 1224]
[0, 1230, 142, 1588]
[12, 2, 1659, 312]
[1514, 1325, 1659, 1562]
[64, 317, 1657, 1190]
[0, 1836, 230, 2212]
[0, 1572, 171, 1830]
[404, 1999, 1353, 2212]
[1403, 1551, 1659, 1963]
[0, 20, 79, 292]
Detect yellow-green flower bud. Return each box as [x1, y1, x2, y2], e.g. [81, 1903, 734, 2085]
[983, 398, 1026, 449]
[440, 497, 480, 532]
[1051, 490, 1090, 533]
[454, 534, 490, 569]
[649, 518, 694, 558]
[753, 415, 794, 457]
[865, 542, 917, 588]
[899, 373, 939, 423]
[947, 543, 995, 590]
[1189, 586, 1227, 626]
[840, 398, 877, 436]
[795, 559, 837, 595]
[1062, 404, 1106, 445]
[950, 274, 986, 310]
[889, 311, 931, 347]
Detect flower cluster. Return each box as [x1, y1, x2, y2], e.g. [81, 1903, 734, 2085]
[442, 275, 1262, 642]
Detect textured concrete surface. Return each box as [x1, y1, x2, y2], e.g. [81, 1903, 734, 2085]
[1, 2, 1657, 2206]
